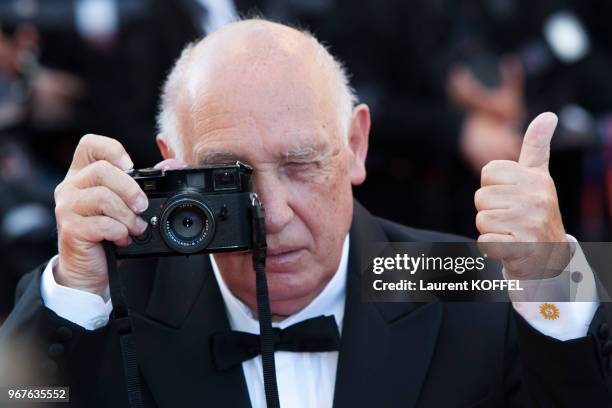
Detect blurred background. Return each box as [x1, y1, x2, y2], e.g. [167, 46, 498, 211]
[0, 0, 611, 322]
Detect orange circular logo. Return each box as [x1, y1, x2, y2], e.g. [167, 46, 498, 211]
[539, 303, 560, 320]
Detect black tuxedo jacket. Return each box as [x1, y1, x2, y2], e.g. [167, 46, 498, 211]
[1, 202, 612, 407]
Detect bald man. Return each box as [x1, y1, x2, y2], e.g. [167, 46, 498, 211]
[1, 20, 611, 408]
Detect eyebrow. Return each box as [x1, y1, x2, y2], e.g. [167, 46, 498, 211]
[284, 146, 320, 161]
[196, 150, 240, 165]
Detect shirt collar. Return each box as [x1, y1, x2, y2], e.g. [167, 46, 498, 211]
[210, 234, 349, 335]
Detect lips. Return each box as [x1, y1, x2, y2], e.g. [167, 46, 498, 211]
[266, 246, 302, 256]
[265, 247, 306, 271]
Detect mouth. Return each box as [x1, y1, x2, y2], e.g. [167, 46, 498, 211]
[265, 247, 306, 271]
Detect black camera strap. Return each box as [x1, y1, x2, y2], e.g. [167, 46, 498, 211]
[250, 193, 280, 408]
[103, 192, 280, 408]
[103, 240, 145, 408]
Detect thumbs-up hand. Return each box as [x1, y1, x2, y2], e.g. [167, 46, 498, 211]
[474, 112, 571, 279]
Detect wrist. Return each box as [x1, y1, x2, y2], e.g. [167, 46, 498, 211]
[54, 259, 108, 297]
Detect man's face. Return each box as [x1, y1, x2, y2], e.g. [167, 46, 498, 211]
[164, 56, 368, 316]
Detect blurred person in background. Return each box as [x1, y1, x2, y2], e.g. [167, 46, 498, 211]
[0, 23, 63, 321]
[0, 0, 262, 321]
[264, 0, 612, 240]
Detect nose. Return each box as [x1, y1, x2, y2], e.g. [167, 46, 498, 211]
[253, 170, 294, 235]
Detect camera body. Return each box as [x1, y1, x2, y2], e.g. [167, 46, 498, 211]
[115, 162, 254, 259]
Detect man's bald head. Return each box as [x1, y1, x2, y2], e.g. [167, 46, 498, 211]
[157, 19, 357, 160]
[153, 19, 370, 317]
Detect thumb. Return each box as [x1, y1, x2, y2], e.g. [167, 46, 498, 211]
[518, 112, 558, 169]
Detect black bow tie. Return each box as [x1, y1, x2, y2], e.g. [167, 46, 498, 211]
[211, 315, 341, 371]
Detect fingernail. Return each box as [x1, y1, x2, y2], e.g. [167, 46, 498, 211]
[132, 195, 148, 213]
[136, 217, 148, 232]
[119, 155, 134, 171]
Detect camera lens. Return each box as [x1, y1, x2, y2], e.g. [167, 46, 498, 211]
[170, 208, 203, 240]
[160, 195, 215, 253]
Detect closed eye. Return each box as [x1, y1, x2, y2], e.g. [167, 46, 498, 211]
[284, 161, 318, 176]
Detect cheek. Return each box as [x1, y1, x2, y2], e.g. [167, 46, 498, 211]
[288, 166, 353, 252]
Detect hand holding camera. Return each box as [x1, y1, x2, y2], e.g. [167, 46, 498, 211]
[53, 134, 255, 296]
[53, 134, 150, 296]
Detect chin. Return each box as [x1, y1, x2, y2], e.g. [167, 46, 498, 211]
[265, 272, 315, 300]
[268, 296, 315, 317]
[265, 271, 331, 315]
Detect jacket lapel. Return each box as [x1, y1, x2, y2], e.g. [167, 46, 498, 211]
[333, 203, 443, 408]
[125, 201, 441, 408]
[131, 255, 251, 408]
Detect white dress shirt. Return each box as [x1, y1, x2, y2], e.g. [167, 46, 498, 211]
[40, 234, 598, 407]
[209, 235, 349, 408]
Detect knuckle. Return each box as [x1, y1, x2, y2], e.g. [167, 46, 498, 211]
[108, 137, 124, 152]
[474, 189, 485, 209]
[525, 217, 543, 235]
[94, 188, 113, 212]
[477, 234, 489, 244]
[53, 183, 63, 199]
[475, 212, 487, 232]
[480, 163, 492, 182]
[484, 160, 501, 172]
[59, 217, 76, 239]
[93, 159, 112, 172]
[54, 202, 68, 220]
[54, 190, 74, 218]
[480, 161, 501, 184]
[533, 192, 549, 209]
[79, 133, 97, 145]
[88, 160, 113, 183]
[482, 161, 496, 173]
[97, 217, 116, 235]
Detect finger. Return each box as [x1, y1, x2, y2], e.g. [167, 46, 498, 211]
[518, 112, 558, 170]
[72, 160, 148, 213]
[474, 185, 518, 211]
[63, 215, 131, 247]
[480, 160, 522, 186]
[72, 186, 148, 236]
[475, 209, 514, 235]
[451, 65, 490, 101]
[154, 158, 187, 170]
[477, 233, 521, 260]
[70, 134, 133, 173]
[500, 55, 523, 91]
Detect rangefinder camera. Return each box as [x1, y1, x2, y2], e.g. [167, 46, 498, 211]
[115, 162, 254, 258]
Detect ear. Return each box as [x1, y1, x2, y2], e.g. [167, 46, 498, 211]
[347, 104, 370, 186]
[156, 134, 175, 160]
